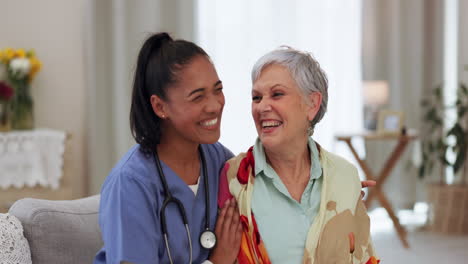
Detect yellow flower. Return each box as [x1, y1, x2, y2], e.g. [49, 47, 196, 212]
[15, 49, 26, 58]
[0, 50, 4, 61]
[28, 57, 42, 81]
[5, 48, 14, 61]
[26, 49, 35, 58]
[30, 57, 42, 72]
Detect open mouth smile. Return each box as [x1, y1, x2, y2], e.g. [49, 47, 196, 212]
[199, 118, 219, 130]
[260, 119, 283, 133]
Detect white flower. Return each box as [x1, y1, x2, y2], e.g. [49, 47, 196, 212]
[9, 58, 31, 78]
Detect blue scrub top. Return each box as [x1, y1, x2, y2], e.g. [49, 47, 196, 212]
[94, 143, 233, 264]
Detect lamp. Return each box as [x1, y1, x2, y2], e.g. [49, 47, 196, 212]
[363, 80, 389, 130]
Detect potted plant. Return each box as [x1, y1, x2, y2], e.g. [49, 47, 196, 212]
[419, 77, 468, 234]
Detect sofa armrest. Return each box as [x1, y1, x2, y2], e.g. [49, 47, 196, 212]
[8, 195, 103, 264]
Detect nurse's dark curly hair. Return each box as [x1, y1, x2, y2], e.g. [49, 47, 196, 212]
[130, 32, 208, 154]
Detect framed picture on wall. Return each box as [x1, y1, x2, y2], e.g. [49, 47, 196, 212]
[377, 110, 404, 135]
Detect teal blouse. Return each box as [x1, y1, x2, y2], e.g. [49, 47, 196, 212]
[251, 137, 323, 263]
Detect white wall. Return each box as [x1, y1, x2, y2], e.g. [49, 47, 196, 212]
[0, 0, 88, 198]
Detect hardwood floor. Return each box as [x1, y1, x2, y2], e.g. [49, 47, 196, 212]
[370, 206, 468, 263]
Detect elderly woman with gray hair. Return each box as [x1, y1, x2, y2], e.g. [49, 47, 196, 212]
[218, 47, 379, 264]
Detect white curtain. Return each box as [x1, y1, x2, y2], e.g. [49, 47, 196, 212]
[362, 0, 444, 209]
[196, 0, 364, 161]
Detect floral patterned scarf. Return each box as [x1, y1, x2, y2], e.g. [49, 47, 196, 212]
[218, 146, 380, 264]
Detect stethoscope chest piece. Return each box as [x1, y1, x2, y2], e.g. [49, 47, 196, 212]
[200, 229, 216, 249]
[154, 146, 216, 263]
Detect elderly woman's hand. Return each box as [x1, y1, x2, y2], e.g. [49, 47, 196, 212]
[209, 198, 242, 264]
[360, 180, 376, 199]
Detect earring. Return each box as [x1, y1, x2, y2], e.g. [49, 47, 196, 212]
[161, 114, 165, 119]
[307, 125, 314, 137]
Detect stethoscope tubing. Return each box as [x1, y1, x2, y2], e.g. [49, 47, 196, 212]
[153, 145, 211, 263]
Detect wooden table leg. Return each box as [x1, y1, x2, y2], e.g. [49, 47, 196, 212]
[343, 139, 377, 182]
[341, 137, 410, 248]
[366, 138, 410, 205]
[376, 188, 410, 248]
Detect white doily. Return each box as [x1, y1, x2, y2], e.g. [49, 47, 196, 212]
[0, 129, 66, 189]
[0, 213, 32, 264]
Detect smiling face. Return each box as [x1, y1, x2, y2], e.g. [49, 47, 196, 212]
[151, 55, 224, 146]
[252, 63, 321, 151]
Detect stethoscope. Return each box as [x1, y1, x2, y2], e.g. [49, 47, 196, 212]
[153, 146, 216, 264]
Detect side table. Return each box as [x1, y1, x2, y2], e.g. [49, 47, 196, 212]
[336, 130, 418, 248]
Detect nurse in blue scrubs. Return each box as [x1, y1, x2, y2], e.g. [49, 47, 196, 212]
[94, 32, 242, 264]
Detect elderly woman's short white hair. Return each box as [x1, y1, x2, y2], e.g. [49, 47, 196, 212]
[251, 47, 328, 133]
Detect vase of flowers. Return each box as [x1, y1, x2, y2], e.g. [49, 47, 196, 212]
[0, 81, 14, 131]
[0, 48, 41, 130]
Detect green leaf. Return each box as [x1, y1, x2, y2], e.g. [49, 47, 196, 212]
[448, 123, 463, 138]
[418, 165, 425, 179]
[425, 108, 442, 124]
[453, 147, 467, 173]
[436, 139, 446, 149]
[421, 99, 429, 107]
[429, 142, 434, 152]
[442, 157, 451, 166]
[458, 107, 467, 117]
[460, 83, 468, 95]
[435, 86, 442, 98]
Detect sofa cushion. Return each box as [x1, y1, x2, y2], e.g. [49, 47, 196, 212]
[8, 195, 102, 264]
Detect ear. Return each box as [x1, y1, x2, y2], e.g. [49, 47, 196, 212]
[307, 92, 322, 122]
[150, 94, 167, 119]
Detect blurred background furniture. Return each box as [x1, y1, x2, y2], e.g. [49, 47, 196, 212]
[0, 129, 66, 189]
[336, 130, 418, 248]
[362, 80, 389, 130]
[8, 195, 102, 264]
[0, 129, 72, 213]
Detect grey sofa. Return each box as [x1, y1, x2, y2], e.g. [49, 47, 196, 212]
[8, 195, 103, 264]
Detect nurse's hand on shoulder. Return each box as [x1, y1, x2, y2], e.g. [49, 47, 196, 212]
[209, 198, 242, 264]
